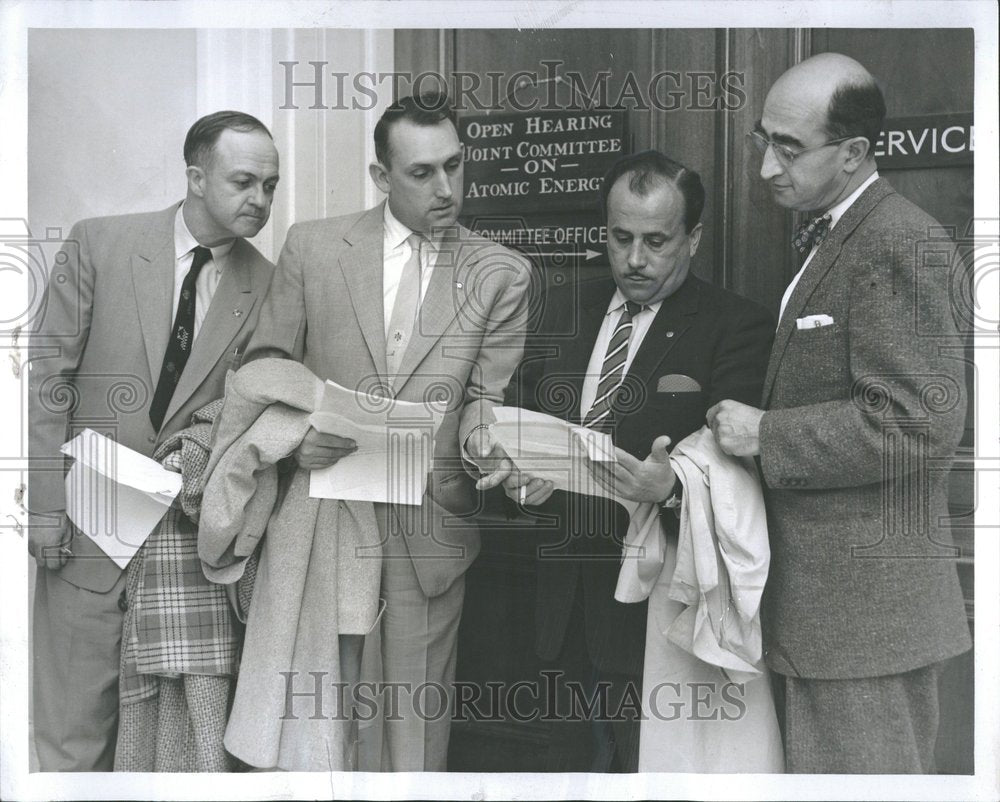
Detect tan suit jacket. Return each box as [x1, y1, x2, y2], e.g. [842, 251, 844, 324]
[28, 203, 275, 592]
[245, 202, 533, 596]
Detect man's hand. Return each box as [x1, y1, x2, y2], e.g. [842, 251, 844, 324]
[467, 427, 514, 490]
[706, 400, 764, 456]
[294, 426, 358, 469]
[502, 470, 556, 506]
[28, 511, 72, 570]
[587, 435, 676, 503]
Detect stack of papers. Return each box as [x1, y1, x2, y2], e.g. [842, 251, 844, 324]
[308, 379, 446, 505]
[489, 407, 619, 501]
[61, 429, 183, 568]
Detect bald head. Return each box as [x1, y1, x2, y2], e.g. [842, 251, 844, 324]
[769, 53, 885, 152]
[757, 53, 884, 212]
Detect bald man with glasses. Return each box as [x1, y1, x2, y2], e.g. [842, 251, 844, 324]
[707, 53, 970, 773]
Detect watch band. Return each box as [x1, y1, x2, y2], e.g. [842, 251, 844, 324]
[661, 480, 684, 509]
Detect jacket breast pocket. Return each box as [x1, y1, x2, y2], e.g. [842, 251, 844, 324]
[781, 322, 849, 399]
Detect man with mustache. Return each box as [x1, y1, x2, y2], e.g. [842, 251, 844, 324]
[28, 110, 279, 770]
[504, 149, 773, 771]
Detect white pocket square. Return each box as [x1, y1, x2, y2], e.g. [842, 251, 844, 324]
[796, 314, 834, 329]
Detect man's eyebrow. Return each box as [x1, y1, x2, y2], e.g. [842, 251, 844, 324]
[754, 120, 804, 149]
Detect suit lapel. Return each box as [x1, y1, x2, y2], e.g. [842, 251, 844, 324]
[762, 178, 895, 406]
[625, 275, 700, 385]
[130, 206, 177, 389]
[162, 239, 260, 426]
[339, 205, 389, 380]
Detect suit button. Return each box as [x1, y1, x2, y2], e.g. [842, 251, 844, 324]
[117, 590, 128, 612]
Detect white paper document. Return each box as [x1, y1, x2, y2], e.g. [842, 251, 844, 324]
[60, 429, 183, 568]
[308, 379, 446, 505]
[489, 407, 619, 501]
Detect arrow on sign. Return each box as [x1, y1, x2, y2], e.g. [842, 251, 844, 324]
[537, 249, 602, 260]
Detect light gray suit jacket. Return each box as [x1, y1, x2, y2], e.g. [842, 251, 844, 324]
[245, 202, 534, 597]
[28, 203, 274, 592]
[759, 178, 971, 679]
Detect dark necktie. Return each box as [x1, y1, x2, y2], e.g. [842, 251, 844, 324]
[149, 245, 211, 431]
[792, 213, 832, 255]
[582, 300, 642, 431]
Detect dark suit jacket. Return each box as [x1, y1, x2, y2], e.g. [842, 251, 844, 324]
[28, 203, 274, 592]
[506, 274, 774, 676]
[759, 177, 971, 679]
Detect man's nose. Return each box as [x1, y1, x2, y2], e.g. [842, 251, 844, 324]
[248, 184, 266, 209]
[759, 144, 783, 181]
[433, 170, 453, 199]
[627, 240, 646, 269]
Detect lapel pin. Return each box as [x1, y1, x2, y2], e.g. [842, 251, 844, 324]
[455, 281, 463, 289]
[233, 309, 243, 318]
[665, 330, 674, 338]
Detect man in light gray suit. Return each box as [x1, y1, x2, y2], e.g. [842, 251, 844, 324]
[28, 111, 279, 770]
[707, 53, 970, 773]
[244, 92, 532, 771]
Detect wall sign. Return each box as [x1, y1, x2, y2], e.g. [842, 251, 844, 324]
[874, 113, 973, 169]
[459, 110, 627, 216]
[463, 211, 606, 267]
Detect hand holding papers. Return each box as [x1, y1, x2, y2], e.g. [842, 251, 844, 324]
[488, 407, 619, 502]
[308, 379, 446, 505]
[60, 429, 183, 568]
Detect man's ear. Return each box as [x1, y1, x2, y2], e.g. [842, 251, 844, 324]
[688, 222, 704, 258]
[186, 165, 206, 198]
[842, 136, 871, 173]
[369, 161, 391, 195]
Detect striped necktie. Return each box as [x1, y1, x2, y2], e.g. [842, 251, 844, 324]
[582, 300, 642, 430]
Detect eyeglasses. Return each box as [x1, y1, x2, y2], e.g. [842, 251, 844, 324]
[747, 130, 855, 166]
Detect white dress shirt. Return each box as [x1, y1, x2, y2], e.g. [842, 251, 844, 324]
[173, 204, 232, 339]
[579, 288, 663, 419]
[778, 171, 879, 323]
[382, 204, 440, 336]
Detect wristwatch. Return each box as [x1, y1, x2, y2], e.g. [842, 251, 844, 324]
[661, 480, 683, 509]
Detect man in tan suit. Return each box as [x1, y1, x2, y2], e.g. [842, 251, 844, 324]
[245, 92, 532, 770]
[28, 111, 279, 770]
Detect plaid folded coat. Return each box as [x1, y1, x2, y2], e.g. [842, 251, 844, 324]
[115, 399, 238, 772]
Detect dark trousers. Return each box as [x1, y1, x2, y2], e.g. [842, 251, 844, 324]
[540, 584, 640, 772]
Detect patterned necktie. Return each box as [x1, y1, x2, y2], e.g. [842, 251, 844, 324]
[792, 213, 832, 255]
[582, 300, 643, 430]
[386, 232, 425, 376]
[149, 245, 211, 431]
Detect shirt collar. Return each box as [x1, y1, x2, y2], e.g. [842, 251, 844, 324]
[605, 287, 663, 317]
[826, 170, 879, 228]
[174, 203, 234, 266]
[383, 203, 441, 255]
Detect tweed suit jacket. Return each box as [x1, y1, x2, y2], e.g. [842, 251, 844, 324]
[759, 177, 971, 679]
[244, 202, 533, 598]
[507, 275, 774, 677]
[28, 203, 274, 592]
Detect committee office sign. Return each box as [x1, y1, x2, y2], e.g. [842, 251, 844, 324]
[459, 110, 627, 216]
